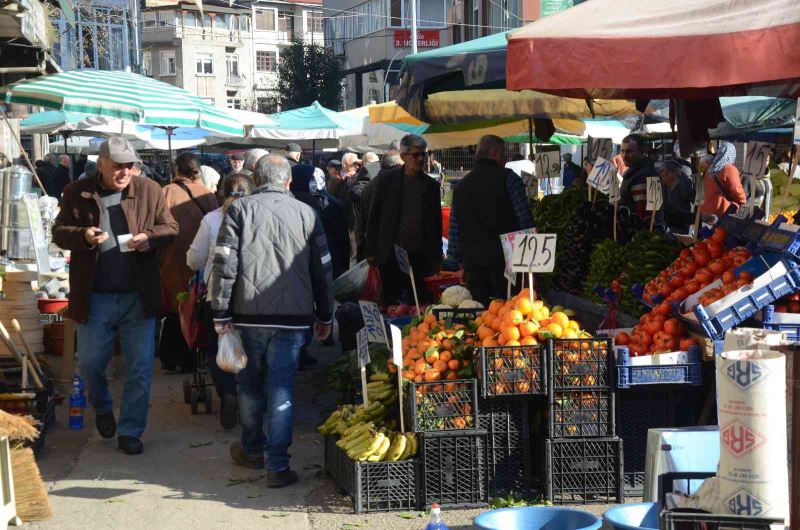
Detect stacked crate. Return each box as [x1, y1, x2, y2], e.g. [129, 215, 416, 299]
[535, 338, 624, 504]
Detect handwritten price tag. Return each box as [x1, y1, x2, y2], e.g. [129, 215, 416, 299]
[588, 137, 612, 162]
[510, 233, 557, 273]
[646, 176, 663, 211]
[359, 301, 387, 345]
[390, 324, 403, 367]
[357, 327, 370, 366]
[609, 172, 622, 203]
[500, 228, 537, 276]
[742, 141, 773, 179]
[586, 157, 613, 194]
[532, 148, 561, 180]
[394, 245, 411, 275]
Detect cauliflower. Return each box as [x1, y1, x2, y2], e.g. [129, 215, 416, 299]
[458, 299, 484, 310]
[430, 304, 452, 313]
[440, 285, 473, 307]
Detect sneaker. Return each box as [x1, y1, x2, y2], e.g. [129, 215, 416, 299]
[95, 411, 116, 439]
[118, 436, 143, 455]
[267, 468, 298, 488]
[229, 441, 264, 469]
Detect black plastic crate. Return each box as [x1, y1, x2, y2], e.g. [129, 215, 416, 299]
[660, 511, 783, 530]
[405, 379, 478, 431]
[432, 307, 482, 325]
[420, 429, 488, 509]
[616, 388, 676, 496]
[324, 436, 420, 514]
[543, 437, 624, 504]
[478, 399, 531, 497]
[549, 338, 613, 390]
[548, 388, 614, 438]
[479, 345, 546, 398]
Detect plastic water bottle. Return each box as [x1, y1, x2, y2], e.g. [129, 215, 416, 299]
[425, 504, 449, 530]
[69, 374, 85, 430]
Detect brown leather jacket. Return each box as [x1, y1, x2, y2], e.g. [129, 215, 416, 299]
[52, 175, 179, 323]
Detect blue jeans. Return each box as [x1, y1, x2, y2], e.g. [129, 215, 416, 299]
[76, 293, 156, 439]
[238, 327, 305, 472]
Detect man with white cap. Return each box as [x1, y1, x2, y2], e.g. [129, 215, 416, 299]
[52, 137, 179, 456]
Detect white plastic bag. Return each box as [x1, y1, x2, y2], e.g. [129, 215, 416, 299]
[217, 329, 247, 373]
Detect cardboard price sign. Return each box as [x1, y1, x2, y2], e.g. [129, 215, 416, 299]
[646, 176, 663, 211]
[510, 233, 557, 273]
[742, 141, 773, 179]
[588, 137, 612, 162]
[586, 157, 613, 194]
[533, 148, 561, 180]
[357, 327, 370, 407]
[359, 301, 388, 345]
[609, 172, 622, 203]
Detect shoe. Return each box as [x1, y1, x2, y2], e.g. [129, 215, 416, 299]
[229, 441, 264, 469]
[220, 394, 238, 430]
[267, 468, 298, 488]
[118, 436, 143, 455]
[95, 411, 116, 439]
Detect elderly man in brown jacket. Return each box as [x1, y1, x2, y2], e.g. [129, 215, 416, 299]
[53, 137, 178, 455]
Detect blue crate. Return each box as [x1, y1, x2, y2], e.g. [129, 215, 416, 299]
[385, 315, 413, 329]
[694, 252, 800, 340]
[756, 304, 800, 341]
[756, 220, 800, 262]
[615, 346, 702, 388]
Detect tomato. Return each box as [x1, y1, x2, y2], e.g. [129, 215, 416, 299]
[663, 336, 678, 352]
[711, 228, 726, 242]
[669, 274, 686, 289]
[738, 270, 754, 282]
[790, 302, 800, 313]
[611, 279, 621, 293]
[653, 301, 671, 316]
[664, 318, 681, 336]
[775, 304, 789, 313]
[680, 260, 698, 277]
[709, 260, 727, 276]
[679, 338, 698, 350]
[679, 248, 692, 260]
[640, 332, 653, 347]
[694, 249, 711, 266]
[658, 285, 671, 298]
[683, 281, 699, 295]
[615, 332, 630, 345]
[696, 267, 713, 285]
[721, 269, 736, 284]
[708, 241, 724, 259]
[629, 343, 645, 356]
[644, 320, 661, 335]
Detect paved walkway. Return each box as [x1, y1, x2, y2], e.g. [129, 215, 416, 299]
[30, 344, 616, 529]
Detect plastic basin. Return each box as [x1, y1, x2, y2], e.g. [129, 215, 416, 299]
[38, 298, 69, 314]
[474, 506, 602, 530]
[603, 502, 659, 530]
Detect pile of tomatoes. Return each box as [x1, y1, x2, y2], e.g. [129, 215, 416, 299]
[773, 293, 800, 313]
[615, 307, 698, 356]
[642, 228, 751, 306]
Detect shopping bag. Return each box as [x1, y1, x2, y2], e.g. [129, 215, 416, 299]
[360, 265, 382, 302]
[332, 259, 370, 302]
[178, 272, 206, 349]
[217, 329, 247, 373]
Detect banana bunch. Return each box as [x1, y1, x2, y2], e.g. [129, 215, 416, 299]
[366, 373, 398, 405]
[318, 401, 387, 435]
[337, 424, 418, 462]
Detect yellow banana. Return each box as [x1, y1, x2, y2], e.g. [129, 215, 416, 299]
[399, 434, 414, 460]
[405, 432, 417, 457]
[369, 373, 390, 382]
[352, 432, 384, 460]
[367, 435, 392, 462]
[387, 433, 407, 461]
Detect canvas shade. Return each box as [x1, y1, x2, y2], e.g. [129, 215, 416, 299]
[506, 0, 800, 99]
[5, 70, 245, 136]
[250, 101, 362, 144]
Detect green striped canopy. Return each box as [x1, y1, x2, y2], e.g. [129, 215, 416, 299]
[4, 70, 244, 137]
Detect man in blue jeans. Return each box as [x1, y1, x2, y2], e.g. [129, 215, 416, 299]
[52, 137, 178, 455]
[210, 154, 333, 488]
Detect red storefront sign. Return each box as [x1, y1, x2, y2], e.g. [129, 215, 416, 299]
[393, 30, 440, 49]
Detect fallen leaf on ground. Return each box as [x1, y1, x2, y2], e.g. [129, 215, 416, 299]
[104, 499, 125, 504]
[262, 513, 290, 518]
[396, 512, 424, 519]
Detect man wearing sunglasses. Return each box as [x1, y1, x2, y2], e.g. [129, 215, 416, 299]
[366, 134, 442, 304]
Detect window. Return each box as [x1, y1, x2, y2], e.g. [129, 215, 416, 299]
[389, 0, 448, 29]
[203, 14, 211, 29]
[390, 0, 401, 26]
[158, 11, 172, 27]
[214, 14, 227, 30]
[257, 97, 278, 114]
[184, 11, 196, 27]
[226, 91, 241, 109]
[142, 51, 152, 76]
[256, 50, 276, 72]
[226, 54, 239, 78]
[255, 9, 275, 31]
[229, 15, 239, 32]
[196, 53, 214, 75]
[278, 10, 294, 34]
[160, 50, 176, 75]
[367, 88, 381, 103]
[368, 71, 378, 82]
[306, 11, 323, 33]
[143, 12, 156, 29]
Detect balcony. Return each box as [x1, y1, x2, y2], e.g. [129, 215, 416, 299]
[226, 75, 246, 87]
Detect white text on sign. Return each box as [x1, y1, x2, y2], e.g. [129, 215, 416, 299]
[742, 141, 773, 179]
[359, 301, 387, 345]
[510, 233, 557, 273]
[646, 176, 663, 211]
[588, 137, 612, 162]
[587, 157, 613, 194]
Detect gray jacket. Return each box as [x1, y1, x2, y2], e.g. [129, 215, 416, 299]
[210, 183, 333, 328]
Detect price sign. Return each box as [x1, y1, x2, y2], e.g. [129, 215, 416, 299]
[586, 157, 613, 194]
[357, 327, 370, 366]
[694, 174, 706, 206]
[588, 137, 612, 162]
[394, 245, 411, 275]
[646, 176, 663, 211]
[742, 141, 773, 178]
[532, 148, 561, 180]
[609, 172, 622, 203]
[499, 228, 536, 276]
[359, 301, 388, 345]
[390, 324, 403, 367]
[510, 233, 557, 273]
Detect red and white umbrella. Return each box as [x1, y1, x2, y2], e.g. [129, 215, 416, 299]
[506, 0, 800, 99]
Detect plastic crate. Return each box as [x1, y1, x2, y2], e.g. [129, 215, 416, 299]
[432, 307, 482, 325]
[756, 222, 800, 261]
[548, 388, 615, 438]
[324, 435, 420, 514]
[660, 511, 783, 530]
[616, 346, 702, 388]
[616, 388, 676, 496]
[405, 379, 478, 432]
[420, 429, 488, 509]
[478, 345, 546, 398]
[694, 252, 800, 340]
[757, 304, 800, 341]
[543, 437, 624, 505]
[477, 399, 531, 497]
[549, 338, 613, 390]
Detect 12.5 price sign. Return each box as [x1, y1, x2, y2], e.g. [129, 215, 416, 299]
[511, 233, 557, 273]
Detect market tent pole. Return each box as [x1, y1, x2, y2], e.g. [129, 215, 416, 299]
[166, 127, 174, 166]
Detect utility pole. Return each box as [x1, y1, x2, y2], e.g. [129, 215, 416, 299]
[410, 0, 417, 54]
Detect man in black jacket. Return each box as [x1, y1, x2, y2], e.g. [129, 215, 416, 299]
[660, 158, 695, 234]
[366, 135, 441, 304]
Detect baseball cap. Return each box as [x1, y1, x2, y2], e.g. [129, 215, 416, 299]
[327, 159, 342, 169]
[99, 137, 141, 164]
[286, 143, 302, 153]
[229, 151, 245, 161]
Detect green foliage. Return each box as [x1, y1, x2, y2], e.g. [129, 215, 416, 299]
[277, 41, 344, 111]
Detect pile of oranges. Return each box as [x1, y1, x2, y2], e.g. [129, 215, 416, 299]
[474, 288, 588, 348]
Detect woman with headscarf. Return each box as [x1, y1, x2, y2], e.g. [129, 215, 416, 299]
[700, 142, 746, 222]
